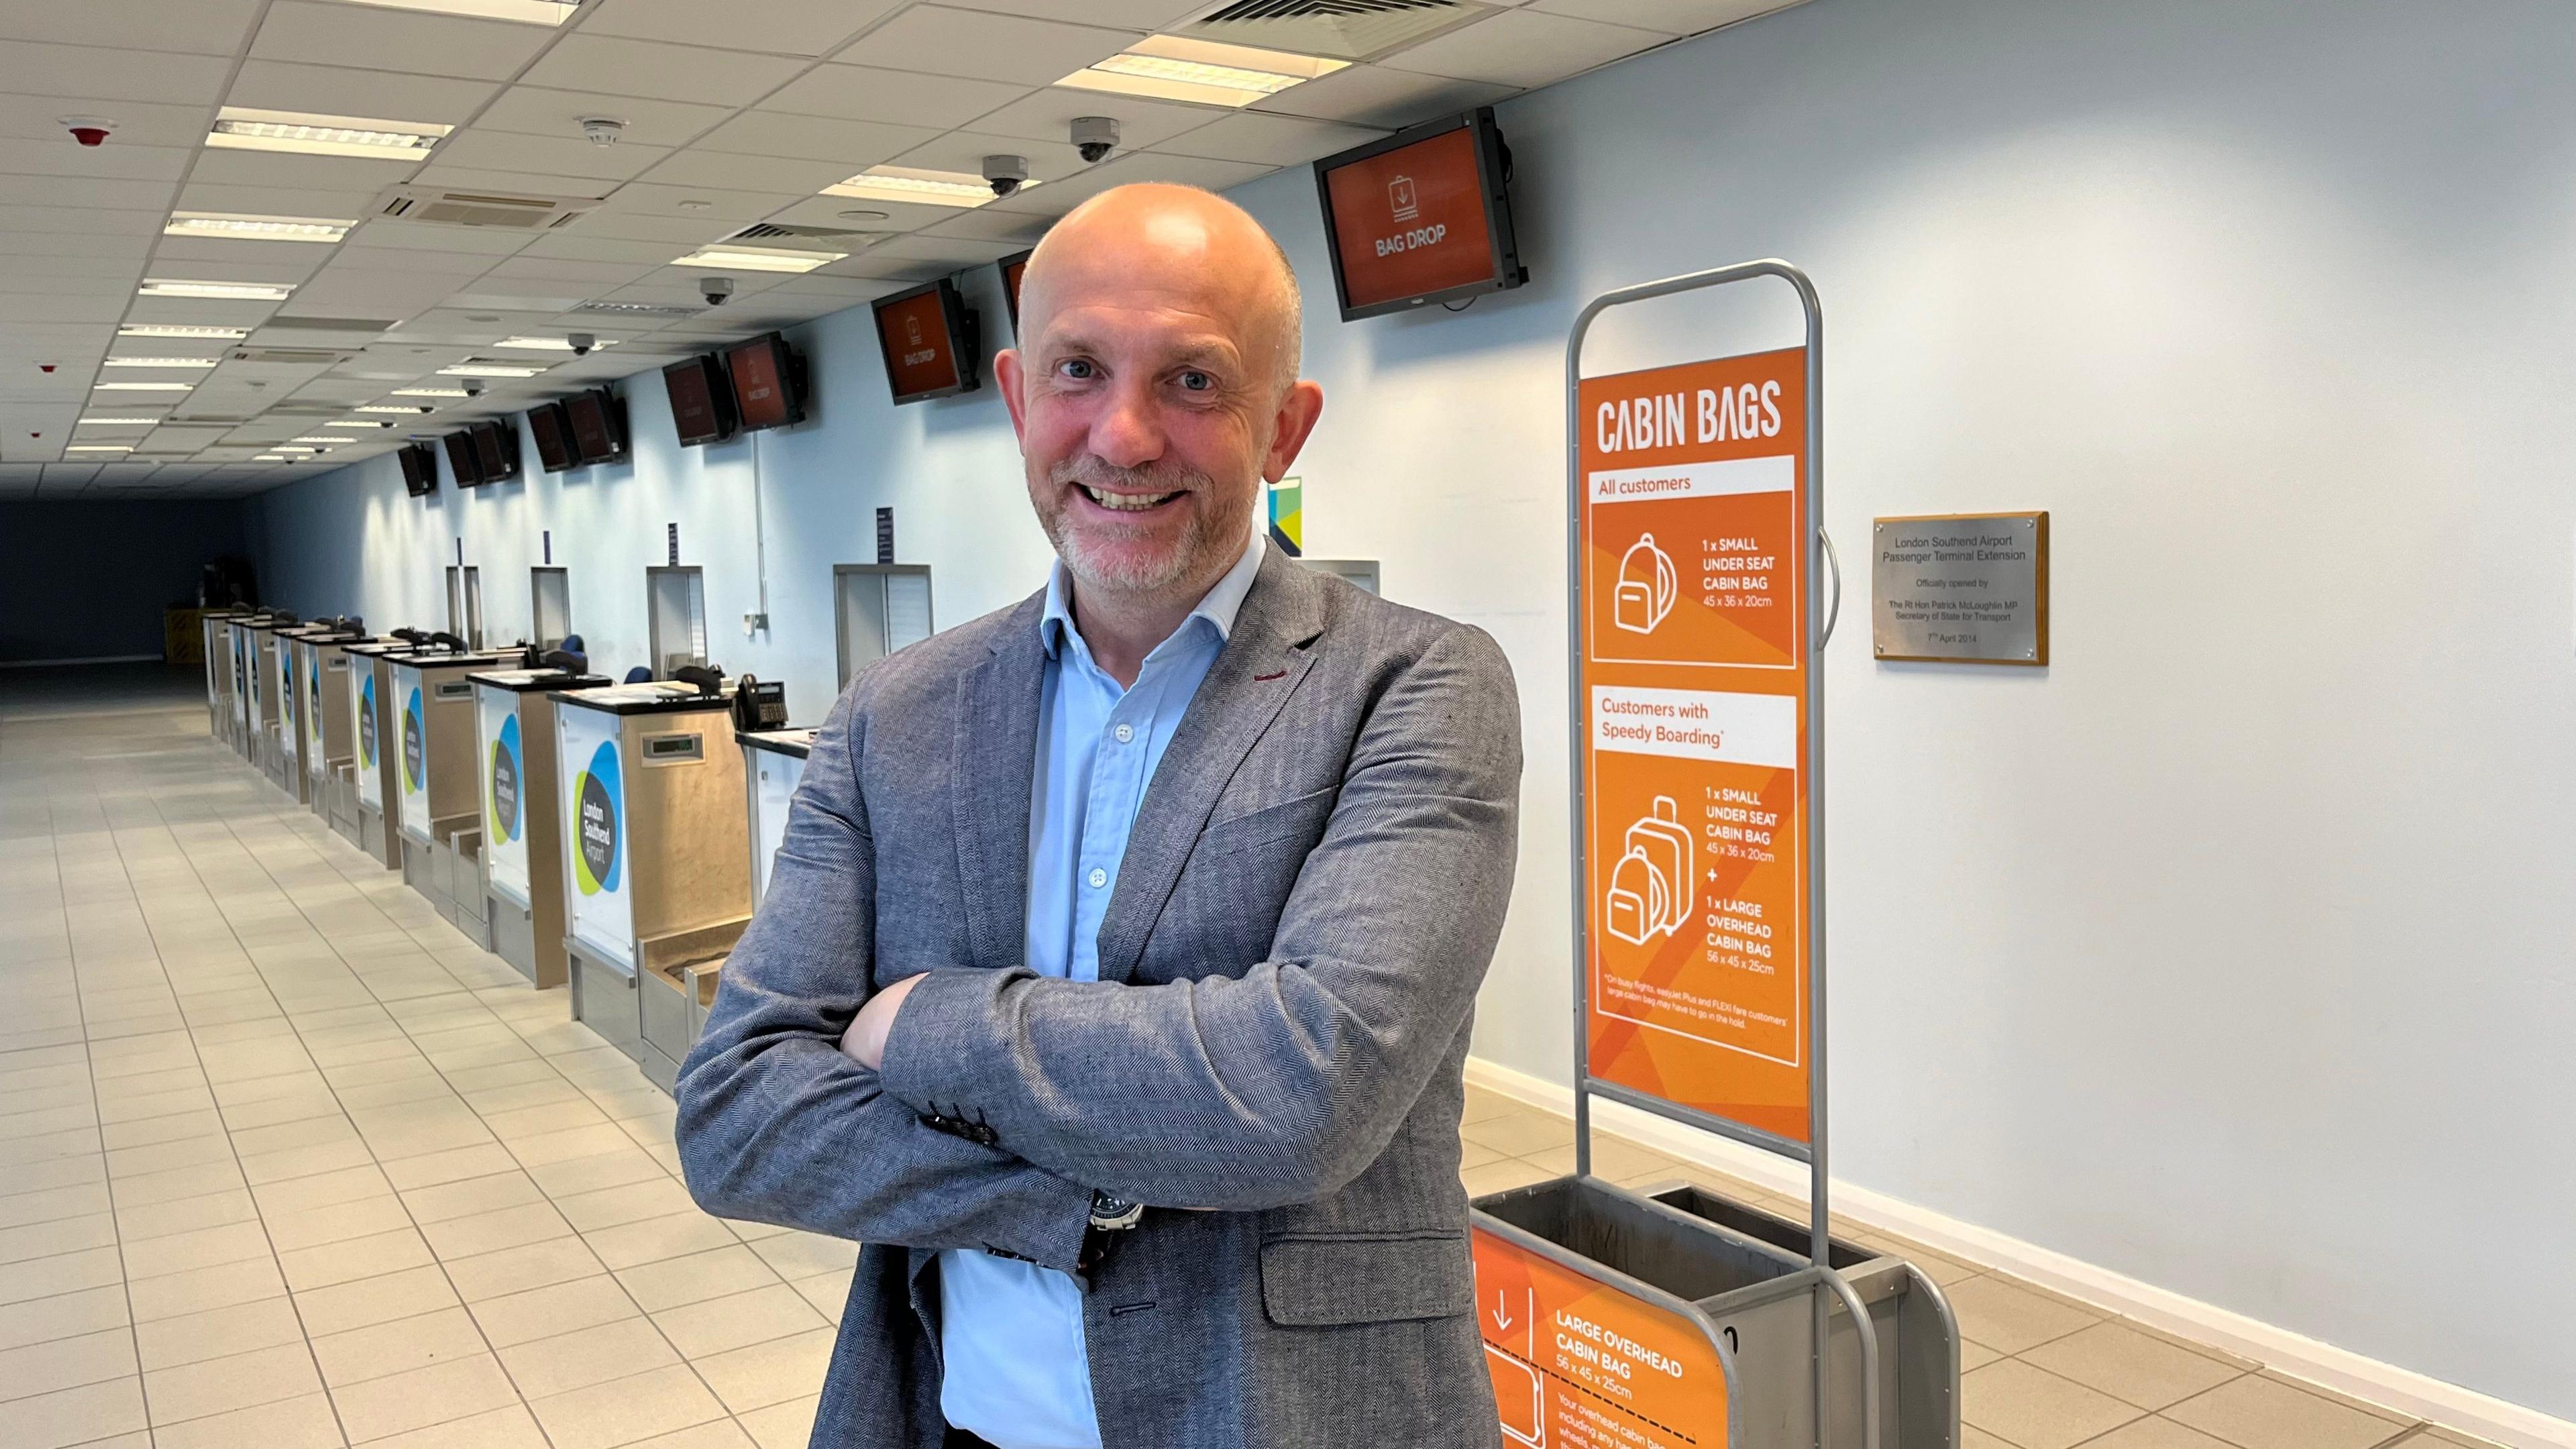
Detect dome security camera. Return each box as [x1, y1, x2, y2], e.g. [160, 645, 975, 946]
[568, 332, 596, 356]
[700, 276, 735, 307]
[463, 378, 486, 398]
[1071, 117, 1118, 165]
[983, 154, 1029, 199]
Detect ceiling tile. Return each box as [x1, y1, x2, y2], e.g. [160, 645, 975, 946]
[1149, 111, 1383, 167]
[0, 203, 164, 237]
[916, 207, 1051, 243]
[0, 254, 149, 281]
[223, 59, 500, 125]
[833, 7, 1140, 88]
[250, 1, 557, 83]
[576, 0, 904, 58]
[0, 96, 209, 149]
[430, 129, 676, 182]
[1526, 0, 1794, 36]
[472, 86, 737, 149]
[981, 150, 1267, 216]
[0, 139, 191, 183]
[761, 193, 971, 234]
[0, 293, 125, 322]
[863, 233, 1020, 266]
[557, 210, 745, 244]
[521, 35, 808, 107]
[0, 0, 262, 52]
[404, 164, 625, 195]
[1376, 9, 1666, 88]
[593, 182, 803, 221]
[480, 256, 654, 286]
[965, 87, 1221, 154]
[1248, 64, 1515, 128]
[186, 148, 427, 195]
[761, 63, 1027, 128]
[892, 131, 1089, 184]
[0, 40, 233, 105]
[172, 182, 382, 218]
[352, 219, 538, 255]
[0, 174, 175, 211]
[519, 231, 706, 264]
[332, 244, 508, 275]
[943, 0, 1205, 25]
[0, 232, 152, 260]
[694, 111, 941, 165]
[146, 237, 339, 276]
[635, 149, 857, 195]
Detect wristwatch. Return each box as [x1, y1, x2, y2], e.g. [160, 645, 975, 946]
[1077, 1192, 1143, 1276]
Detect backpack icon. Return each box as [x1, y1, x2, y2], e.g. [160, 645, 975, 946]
[1613, 533, 1676, 635]
[1605, 796, 1693, 946]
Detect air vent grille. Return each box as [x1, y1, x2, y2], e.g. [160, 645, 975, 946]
[258, 316, 396, 335]
[1185, 0, 1485, 58]
[228, 347, 354, 365]
[374, 185, 602, 230]
[574, 301, 696, 317]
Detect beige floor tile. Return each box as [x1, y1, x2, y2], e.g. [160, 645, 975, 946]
[104, 1159, 247, 1208]
[311, 1305, 492, 1388]
[2424, 1428, 2512, 1449]
[252, 1167, 397, 1218]
[742, 1232, 855, 1283]
[496, 1315, 679, 1400]
[506, 1123, 639, 1171]
[627, 1419, 755, 1449]
[689, 1325, 834, 1414]
[143, 1340, 325, 1425]
[329, 1354, 523, 1444]
[1459, 1109, 1574, 1158]
[1962, 1358, 2145, 1449]
[614, 1246, 783, 1314]
[1960, 1338, 2003, 1372]
[0, 1181, 113, 1230]
[734, 1394, 819, 1449]
[122, 1218, 275, 1280]
[2253, 1371, 2411, 1424]
[1945, 1273, 2102, 1354]
[553, 1179, 698, 1234]
[422, 1201, 575, 1262]
[468, 1274, 642, 1350]
[786, 1271, 850, 1324]
[280, 1228, 437, 1293]
[128, 1254, 288, 1324]
[356, 1404, 550, 1449]
[525, 1363, 729, 1449]
[0, 1246, 126, 1308]
[0, 1212, 119, 1265]
[651, 1284, 828, 1360]
[293, 1265, 462, 1338]
[115, 1186, 260, 1244]
[0, 1326, 140, 1404]
[382, 1146, 522, 1194]
[2020, 1320, 2247, 1410]
[264, 1195, 417, 1254]
[584, 1214, 739, 1273]
[443, 1235, 610, 1303]
[2165, 1373, 2416, 1449]
[2081, 1418, 2244, 1449]
[241, 1140, 378, 1189]
[136, 1295, 307, 1372]
[150, 1391, 347, 1449]
[1460, 1156, 1556, 1196]
[400, 1173, 545, 1227]
[525, 1150, 669, 1200]
[0, 1282, 129, 1352]
[3, 1375, 148, 1449]
[1525, 1136, 1680, 1182]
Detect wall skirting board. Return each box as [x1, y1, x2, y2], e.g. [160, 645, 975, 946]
[1463, 1057, 2573, 1449]
[0, 653, 162, 668]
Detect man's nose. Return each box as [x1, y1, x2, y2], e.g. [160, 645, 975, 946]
[1087, 381, 1164, 470]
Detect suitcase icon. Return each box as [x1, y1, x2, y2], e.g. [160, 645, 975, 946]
[1605, 796, 1693, 946]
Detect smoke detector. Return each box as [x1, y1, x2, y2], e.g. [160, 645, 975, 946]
[60, 115, 115, 147]
[579, 117, 625, 146]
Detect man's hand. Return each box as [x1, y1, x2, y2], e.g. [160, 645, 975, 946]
[840, 974, 925, 1070]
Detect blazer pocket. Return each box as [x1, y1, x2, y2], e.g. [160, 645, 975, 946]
[1258, 1232, 1472, 1327]
[1201, 786, 1338, 859]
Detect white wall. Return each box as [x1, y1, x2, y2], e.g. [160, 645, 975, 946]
[250, 0, 2576, 1417]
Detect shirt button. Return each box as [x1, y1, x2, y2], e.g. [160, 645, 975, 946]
[1113, 723, 1134, 744]
[1087, 867, 1108, 889]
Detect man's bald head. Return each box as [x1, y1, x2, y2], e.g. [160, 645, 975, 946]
[1016, 183, 1303, 396]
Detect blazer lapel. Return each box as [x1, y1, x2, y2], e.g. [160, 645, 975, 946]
[1093, 550, 1326, 985]
[953, 594, 1046, 973]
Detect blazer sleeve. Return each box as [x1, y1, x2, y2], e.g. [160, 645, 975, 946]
[876, 624, 1523, 1212]
[674, 681, 1093, 1270]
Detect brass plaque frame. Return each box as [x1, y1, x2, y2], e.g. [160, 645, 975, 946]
[1870, 511, 2049, 666]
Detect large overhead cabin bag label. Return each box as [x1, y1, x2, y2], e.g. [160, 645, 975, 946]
[1580, 347, 1812, 1143]
[1476, 1226, 1732, 1448]
[558, 706, 632, 967]
[398, 674, 430, 839]
[356, 669, 383, 808]
[482, 688, 531, 905]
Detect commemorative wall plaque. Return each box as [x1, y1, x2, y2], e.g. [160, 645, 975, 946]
[1871, 512, 2049, 665]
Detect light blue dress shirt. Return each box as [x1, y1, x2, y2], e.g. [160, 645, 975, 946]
[937, 528, 1269, 1449]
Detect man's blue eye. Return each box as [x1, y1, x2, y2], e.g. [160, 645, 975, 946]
[1179, 372, 1212, 391]
[1062, 360, 1094, 379]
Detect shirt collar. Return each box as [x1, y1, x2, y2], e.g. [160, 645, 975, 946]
[1040, 522, 1268, 661]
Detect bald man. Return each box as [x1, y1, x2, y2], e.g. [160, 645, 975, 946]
[677, 184, 1521, 1449]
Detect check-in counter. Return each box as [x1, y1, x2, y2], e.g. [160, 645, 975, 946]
[555, 682, 751, 1091]
[201, 609, 248, 743]
[739, 728, 816, 911]
[225, 616, 256, 757]
[386, 647, 513, 935]
[308, 631, 377, 845]
[272, 625, 343, 806]
[341, 639, 414, 869]
[243, 616, 297, 788]
[471, 664, 610, 989]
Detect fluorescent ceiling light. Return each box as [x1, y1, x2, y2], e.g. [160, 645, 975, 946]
[824, 166, 1028, 209]
[66, 444, 135, 453]
[494, 335, 617, 351]
[95, 382, 196, 392]
[103, 356, 219, 369]
[359, 402, 437, 412]
[139, 278, 294, 301]
[119, 324, 248, 340]
[290, 437, 343, 445]
[329, 0, 580, 24]
[326, 419, 394, 428]
[208, 107, 451, 160]
[274, 445, 319, 453]
[255, 454, 287, 462]
[437, 362, 543, 377]
[78, 417, 160, 427]
[1059, 35, 1346, 109]
[165, 212, 354, 244]
[672, 245, 843, 273]
[392, 387, 466, 398]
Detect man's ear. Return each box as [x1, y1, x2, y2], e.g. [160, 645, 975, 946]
[996, 348, 1028, 443]
[1261, 379, 1325, 482]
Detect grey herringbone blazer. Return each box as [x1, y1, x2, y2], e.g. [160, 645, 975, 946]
[675, 544, 1521, 1448]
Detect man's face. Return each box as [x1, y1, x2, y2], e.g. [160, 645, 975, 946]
[1002, 204, 1316, 607]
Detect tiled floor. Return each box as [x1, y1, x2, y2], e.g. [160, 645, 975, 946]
[0, 671, 2496, 1449]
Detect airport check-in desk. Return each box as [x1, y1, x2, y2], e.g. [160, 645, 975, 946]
[386, 649, 513, 936]
[201, 609, 248, 746]
[341, 639, 414, 869]
[300, 629, 374, 841]
[246, 618, 296, 788]
[739, 727, 815, 911]
[471, 665, 610, 990]
[224, 616, 256, 757]
[271, 625, 341, 805]
[236, 617, 276, 769]
[555, 682, 751, 1092]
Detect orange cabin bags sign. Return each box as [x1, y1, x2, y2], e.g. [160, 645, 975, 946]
[1577, 346, 1813, 1145]
[1475, 1226, 1735, 1448]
